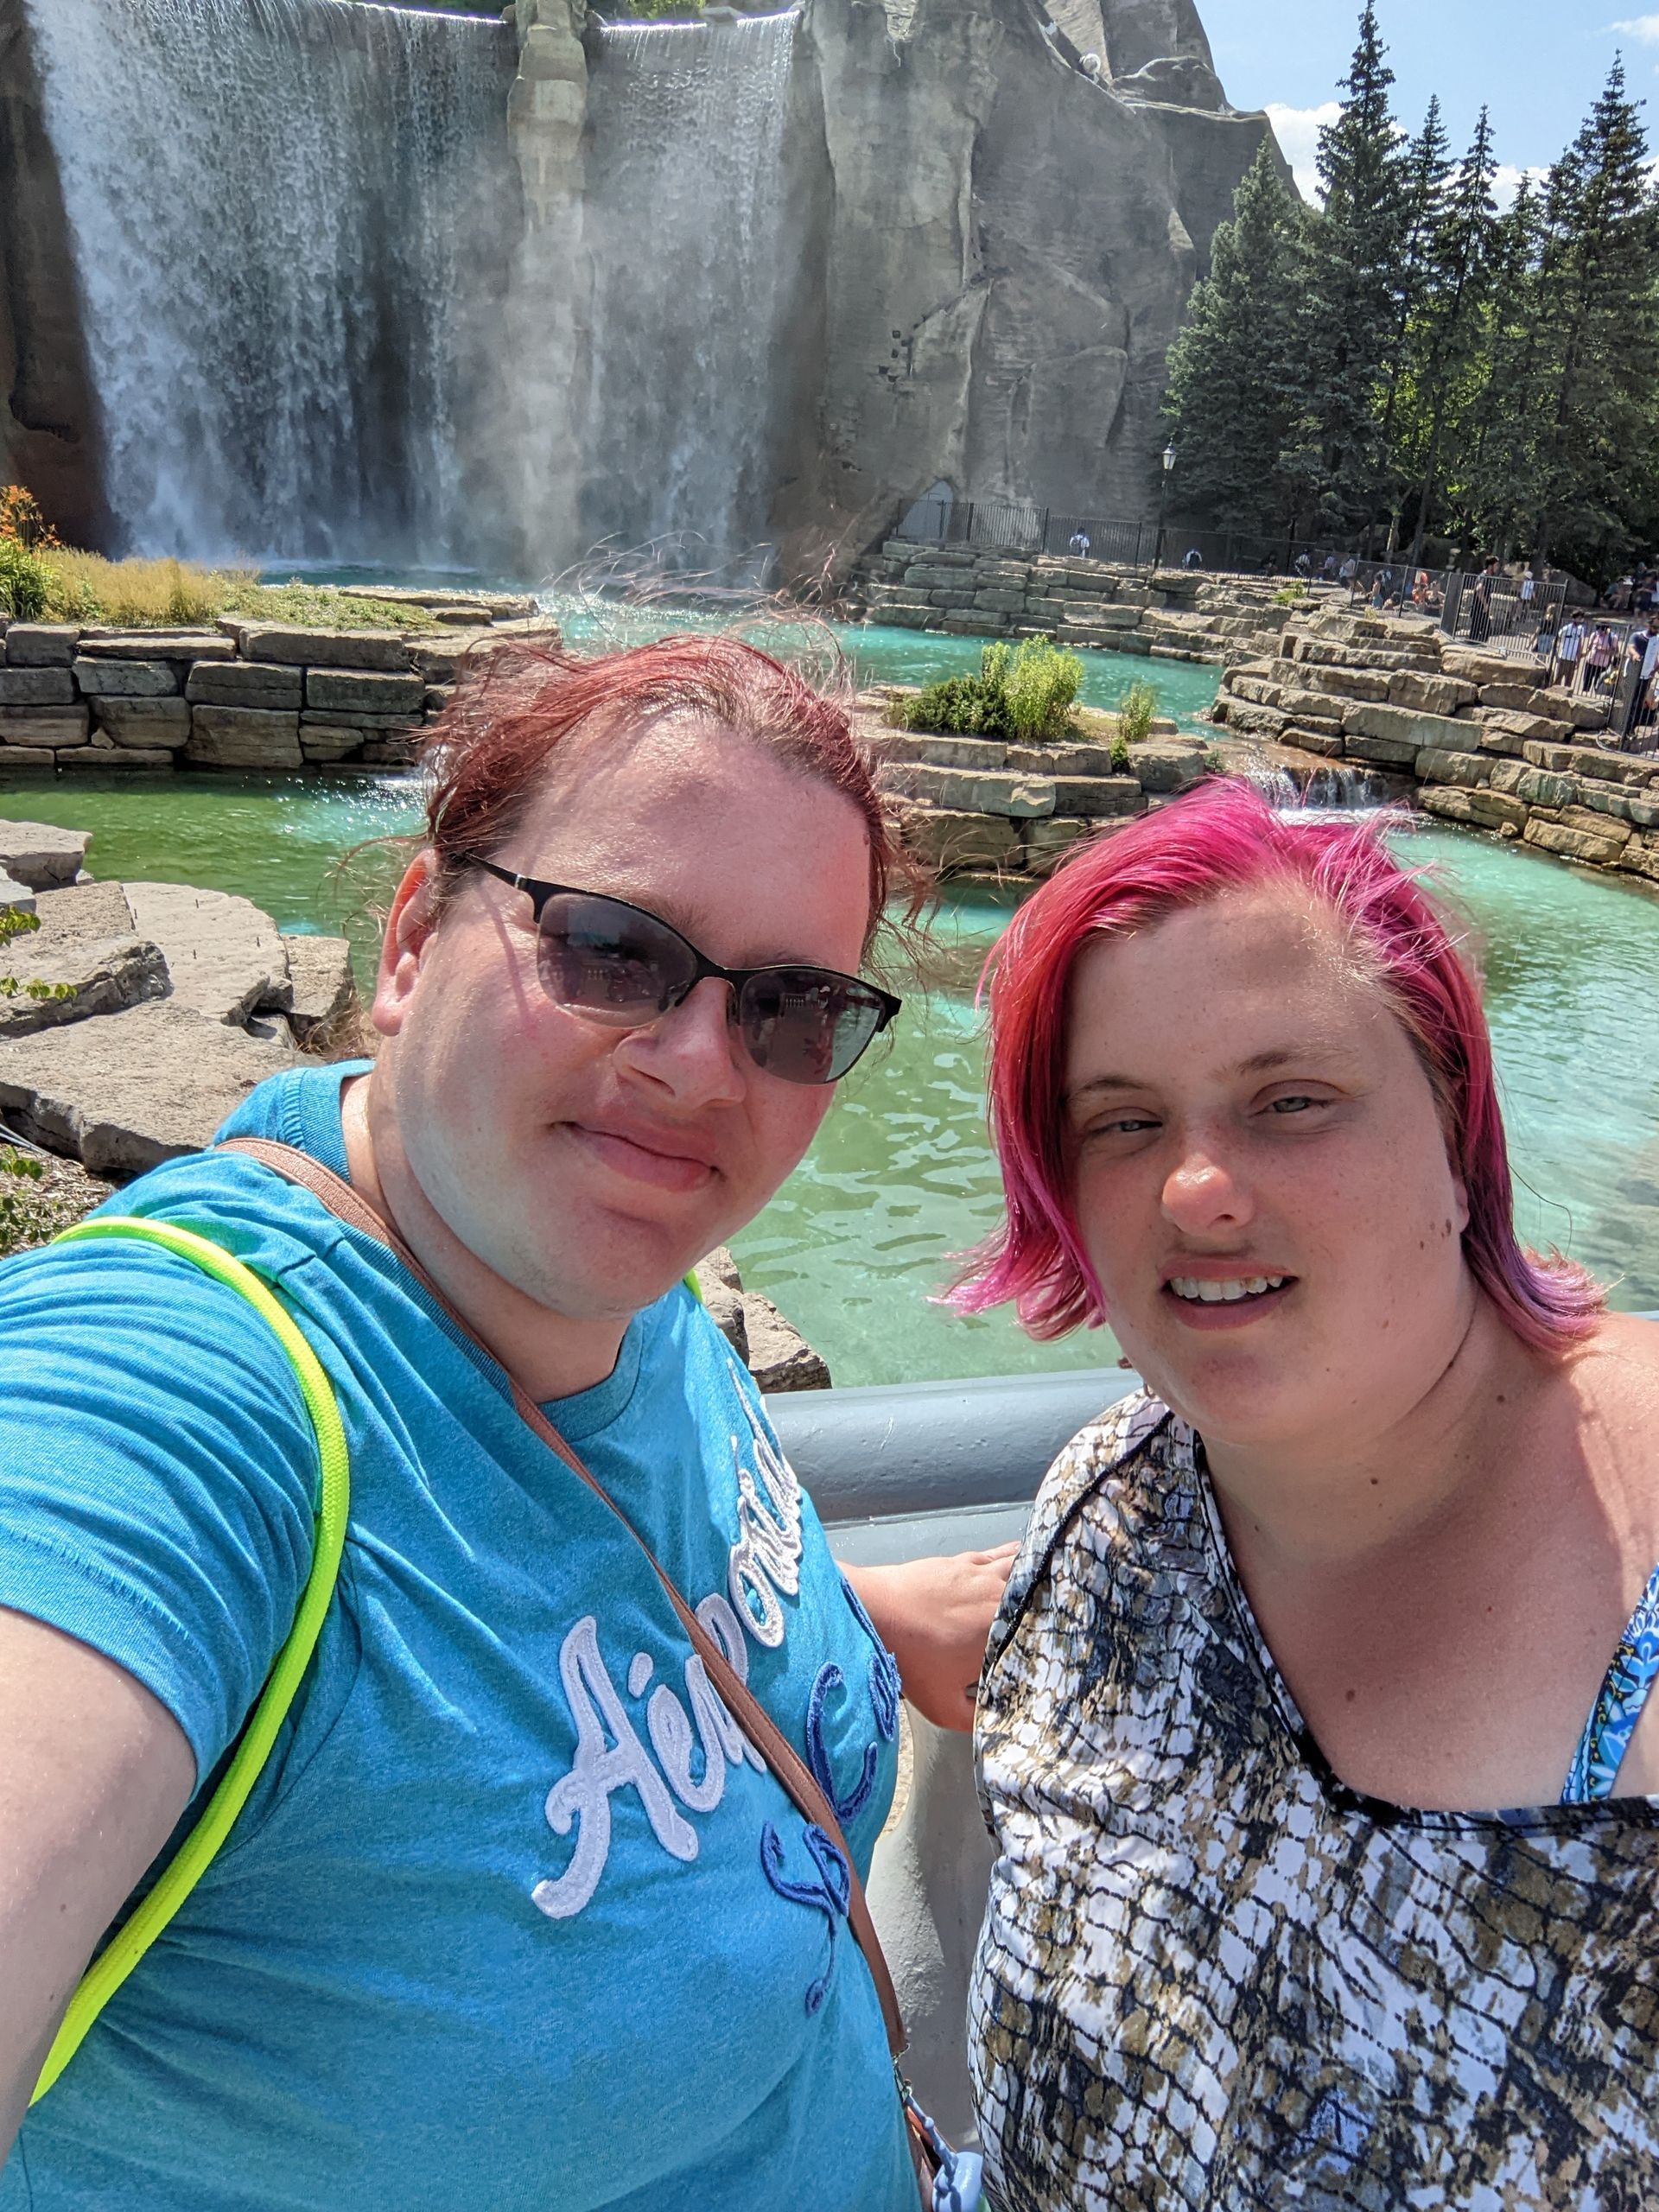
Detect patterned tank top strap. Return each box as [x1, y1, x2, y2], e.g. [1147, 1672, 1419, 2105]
[1561, 1558, 1659, 1802]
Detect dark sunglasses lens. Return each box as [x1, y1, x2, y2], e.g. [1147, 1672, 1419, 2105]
[536, 893, 694, 1020]
[738, 969, 888, 1084]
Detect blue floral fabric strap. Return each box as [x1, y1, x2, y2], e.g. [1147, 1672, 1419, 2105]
[1562, 1558, 1659, 1802]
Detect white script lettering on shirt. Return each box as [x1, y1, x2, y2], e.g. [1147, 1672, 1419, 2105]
[531, 1387, 804, 1920]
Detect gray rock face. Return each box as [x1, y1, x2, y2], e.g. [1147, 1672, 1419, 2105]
[0, 705, 89, 747]
[73, 657, 181, 697]
[305, 669, 425, 715]
[772, 0, 1287, 580]
[185, 661, 304, 709]
[0, 667, 75, 705]
[92, 699, 192, 747]
[186, 707, 304, 770]
[3, 625, 80, 667]
[0, 1000, 298, 1175]
[232, 624, 412, 672]
[276, 931, 356, 1043]
[0, 932, 168, 1035]
[0, 818, 91, 889]
[121, 881, 292, 1023]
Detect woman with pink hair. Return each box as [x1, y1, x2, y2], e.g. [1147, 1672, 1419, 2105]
[960, 779, 1659, 2208]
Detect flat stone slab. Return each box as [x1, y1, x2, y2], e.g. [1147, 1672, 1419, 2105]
[0, 819, 92, 889]
[122, 881, 291, 1023]
[73, 658, 181, 697]
[3, 625, 80, 666]
[305, 669, 429, 715]
[275, 931, 356, 1042]
[186, 707, 303, 770]
[0, 1001, 298, 1175]
[0, 667, 75, 705]
[185, 661, 304, 709]
[34, 881, 135, 938]
[0, 931, 168, 1036]
[77, 630, 236, 661]
[93, 699, 192, 747]
[0, 876, 37, 913]
[0, 705, 91, 747]
[232, 623, 412, 672]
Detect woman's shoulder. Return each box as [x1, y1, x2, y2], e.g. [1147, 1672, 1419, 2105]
[987, 1385, 1190, 1669]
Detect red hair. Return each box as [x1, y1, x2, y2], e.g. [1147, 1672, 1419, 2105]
[422, 633, 923, 952]
[954, 779, 1604, 1354]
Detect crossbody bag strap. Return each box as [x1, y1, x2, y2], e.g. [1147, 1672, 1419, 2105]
[218, 1135, 910, 2061]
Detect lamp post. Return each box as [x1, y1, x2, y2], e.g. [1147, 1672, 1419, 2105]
[1153, 442, 1176, 573]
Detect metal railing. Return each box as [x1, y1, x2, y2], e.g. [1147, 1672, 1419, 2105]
[893, 496, 1408, 581]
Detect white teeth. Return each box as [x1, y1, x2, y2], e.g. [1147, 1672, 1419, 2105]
[1168, 1274, 1288, 1304]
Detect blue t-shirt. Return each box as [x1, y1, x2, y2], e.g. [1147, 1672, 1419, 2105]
[0, 1065, 913, 2212]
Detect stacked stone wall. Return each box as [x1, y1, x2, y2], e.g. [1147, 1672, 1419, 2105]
[1212, 608, 1659, 885]
[843, 540, 1298, 666]
[0, 602, 552, 776]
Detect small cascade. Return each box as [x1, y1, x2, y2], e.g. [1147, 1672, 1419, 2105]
[582, 8, 799, 572]
[22, 0, 514, 564]
[1245, 760, 1391, 815]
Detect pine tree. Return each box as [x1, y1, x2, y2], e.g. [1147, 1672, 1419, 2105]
[1377, 97, 1453, 537]
[1521, 59, 1659, 576]
[1285, 2, 1412, 533]
[1161, 141, 1307, 537]
[1402, 108, 1498, 568]
[1459, 175, 1543, 559]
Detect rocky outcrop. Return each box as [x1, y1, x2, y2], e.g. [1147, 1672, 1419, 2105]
[774, 0, 1287, 581]
[693, 1243, 832, 1393]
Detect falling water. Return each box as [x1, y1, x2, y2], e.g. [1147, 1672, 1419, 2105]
[1246, 760, 1392, 813]
[22, 0, 515, 564]
[582, 9, 799, 573]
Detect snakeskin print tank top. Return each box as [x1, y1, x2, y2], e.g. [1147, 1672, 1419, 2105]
[970, 1390, 1659, 2211]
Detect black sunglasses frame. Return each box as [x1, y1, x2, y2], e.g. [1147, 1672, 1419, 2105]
[465, 855, 902, 1082]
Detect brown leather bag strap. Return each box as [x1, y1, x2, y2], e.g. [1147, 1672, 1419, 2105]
[218, 1135, 910, 2059]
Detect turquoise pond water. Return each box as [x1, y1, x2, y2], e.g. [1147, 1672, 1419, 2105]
[2, 766, 1656, 1385]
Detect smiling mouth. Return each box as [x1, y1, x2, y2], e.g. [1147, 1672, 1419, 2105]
[1166, 1274, 1293, 1305]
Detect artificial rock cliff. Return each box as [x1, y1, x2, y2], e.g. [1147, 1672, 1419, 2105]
[769, 0, 1283, 580]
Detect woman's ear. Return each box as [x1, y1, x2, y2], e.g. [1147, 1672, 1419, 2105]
[371, 849, 442, 1041]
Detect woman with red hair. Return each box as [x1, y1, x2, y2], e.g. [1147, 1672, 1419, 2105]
[961, 779, 1659, 2207]
[0, 636, 1001, 2209]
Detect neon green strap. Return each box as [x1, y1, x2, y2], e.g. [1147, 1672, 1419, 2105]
[30, 1217, 351, 2103]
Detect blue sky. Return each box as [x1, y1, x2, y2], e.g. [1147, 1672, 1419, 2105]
[1198, 3, 1656, 201]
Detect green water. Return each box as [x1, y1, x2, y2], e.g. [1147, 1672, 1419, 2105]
[3, 771, 1655, 1384]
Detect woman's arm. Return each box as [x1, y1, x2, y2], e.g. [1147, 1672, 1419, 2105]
[0, 1609, 195, 2168]
[844, 1544, 1019, 1732]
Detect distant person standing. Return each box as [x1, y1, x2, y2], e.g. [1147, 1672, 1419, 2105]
[1622, 620, 1659, 741]
[1556, 614, 1586, 690]
[1320, 553, 1338, 582]
[1339, 555, 1359, 588]
[1585, 622, 1618, 694]
[1183, 547, 1204, 571]
[1468, 560, 1498, 645]
[1069, 527, 1091, 558]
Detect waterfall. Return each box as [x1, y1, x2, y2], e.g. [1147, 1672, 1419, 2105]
[1246, 761, 1391, 814]
[22, 0, 515, 565]
[582, 9, 799, 575]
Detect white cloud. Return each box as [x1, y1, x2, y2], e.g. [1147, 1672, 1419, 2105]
[1266, 101, 1339, 202]
[1606, 15, 1659, 39]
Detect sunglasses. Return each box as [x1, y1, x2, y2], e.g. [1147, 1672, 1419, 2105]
[467, 856, 902, 1085]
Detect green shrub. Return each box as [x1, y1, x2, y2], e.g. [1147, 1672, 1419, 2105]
[899, 638, 1082, 743]
[1116, 681, 1159, 748]
[0, 537, 51, 621]
[1109, 730, 1131, 772]
[1272, 584, 1306, 607]
[1001, 636, 1084, 741]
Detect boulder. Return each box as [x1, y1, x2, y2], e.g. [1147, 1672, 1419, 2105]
[304, 670, 426, 715]
[1127, 739, 1206, 792]
[1048, 775, 1146, 817]
[1488, 760, 1578, 810]
[1414, 747, 1490, 790]
[185, 661, 304, 709]
[1344, 702, 1471, 753]
[880, 731, 1011, 771]
[1473, 708, 1578, 748]
[231, 624, 413, 671]
[1281, 727, 1345, 758]
[276, 932, 357, 1044]
[34, 881, 135, 936]
[0, 931, 168, 1035]
[0, 667, 74, 705]
[1022, 817, 1094, 873]
[299, 726, 365, 763]
[0, 1001, 298, 1175]
[897, 805, 1020, 873]
[1523, 817, 1629, 868]
[690, 1243, 747, 1365]
[0, 877, 36, 913]
[1344, 733, 1421, 769]
[876, 762, 1055, 818]
[92, 699, 192, 748]
[186, 707, 303, 770]
[0, 705, 90, 747]
[1390, 671, 1478, 715]
[0, 819, 90, 890]
[1440, 650, 1521, 687]
[0, 747, 57, 770]
[3, 624, 79, 666]
[121, 881, 291, 1023]
[72, 658, 181, 698]
[742, 1291, 830, 1392]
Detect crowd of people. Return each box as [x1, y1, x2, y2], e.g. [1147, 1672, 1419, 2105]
[0, 635, 1655, 2212]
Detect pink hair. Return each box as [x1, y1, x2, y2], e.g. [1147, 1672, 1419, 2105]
[954, 779, 1604, 1354]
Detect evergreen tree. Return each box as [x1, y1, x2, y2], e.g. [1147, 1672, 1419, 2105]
[1285, 2, 1411, 532]
[1161, 141, 1306, 537]
[1402, 108, 1498, 568]
[1379, 97, 1454, 472]
[1521, 59, 1659, 575]
[1459, 174, 1543, 558]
